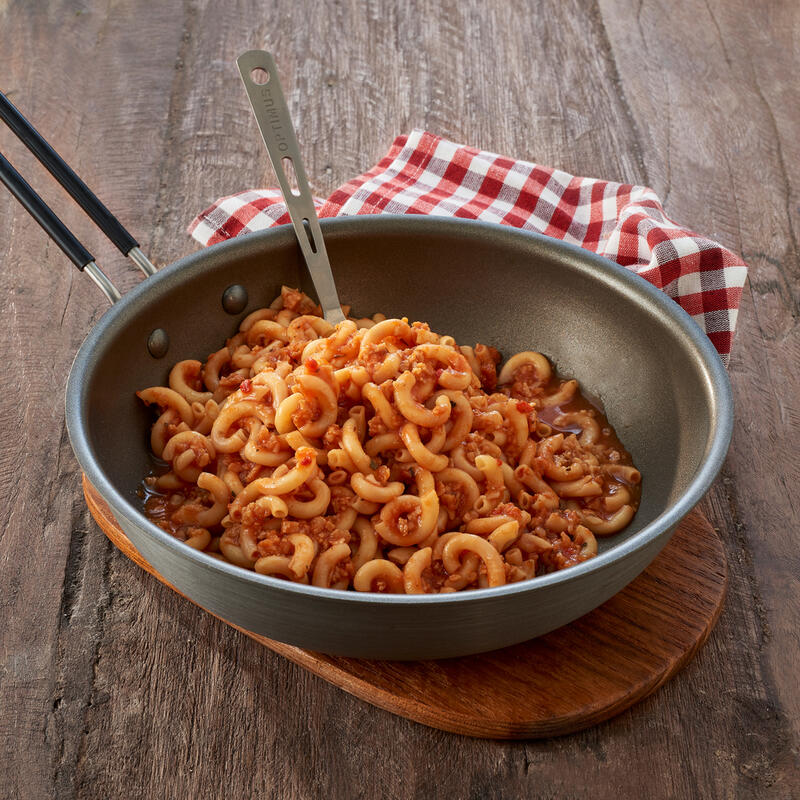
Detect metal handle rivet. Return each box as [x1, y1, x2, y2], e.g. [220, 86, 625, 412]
[222, 284, 248, 314]
[147, 328, 169, 359]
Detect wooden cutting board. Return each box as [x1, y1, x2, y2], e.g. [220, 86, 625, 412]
[83, 476, 726, 739]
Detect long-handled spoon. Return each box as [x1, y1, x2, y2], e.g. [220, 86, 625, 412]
[237, 51, 346, 325]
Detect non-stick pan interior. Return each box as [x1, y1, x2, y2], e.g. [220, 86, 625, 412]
[71, 216, 723, 557]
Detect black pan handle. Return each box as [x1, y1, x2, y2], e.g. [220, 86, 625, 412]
[0, 150, 121, 303]
[0, 91, 155, 277]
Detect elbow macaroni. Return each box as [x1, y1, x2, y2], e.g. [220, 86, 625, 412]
[139, 286, 641, 593]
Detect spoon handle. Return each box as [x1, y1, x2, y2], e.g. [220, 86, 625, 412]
[237, 51, 346, 325]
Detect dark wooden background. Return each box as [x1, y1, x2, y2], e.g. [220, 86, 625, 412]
[1, 1, 797, 798]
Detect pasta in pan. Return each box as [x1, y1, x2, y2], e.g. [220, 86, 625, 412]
[138, 286, 641, 593]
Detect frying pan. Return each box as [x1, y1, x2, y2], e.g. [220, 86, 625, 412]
[1, 94, 733, 661]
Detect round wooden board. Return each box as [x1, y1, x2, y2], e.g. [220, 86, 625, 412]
[83, 476, 726, 739]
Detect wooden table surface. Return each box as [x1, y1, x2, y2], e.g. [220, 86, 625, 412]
[1, 1, 797, 798]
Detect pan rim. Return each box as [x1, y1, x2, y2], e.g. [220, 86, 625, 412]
[66, 215, 733, 606]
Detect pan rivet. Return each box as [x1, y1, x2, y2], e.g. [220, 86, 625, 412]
[147, 328, 170, 359]
[222, 284, 248, 314]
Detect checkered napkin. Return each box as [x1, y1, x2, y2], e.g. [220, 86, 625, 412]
[190, 130, 748, 364]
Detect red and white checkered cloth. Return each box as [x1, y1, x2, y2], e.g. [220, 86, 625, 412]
[190, 130, 747, 364]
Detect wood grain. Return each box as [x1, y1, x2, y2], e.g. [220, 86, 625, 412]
[84, 478, 727, 739]
[0, 0, 798, 797]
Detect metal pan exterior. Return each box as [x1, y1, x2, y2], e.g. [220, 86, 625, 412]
[65, 216, 733, 660]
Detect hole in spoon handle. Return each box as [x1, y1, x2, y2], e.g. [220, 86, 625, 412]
[302, 218, 318, 253]
[282, 157, 301, 197]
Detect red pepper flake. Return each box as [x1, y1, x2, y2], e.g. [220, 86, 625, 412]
[299, 454, 313, 467]
[240, 378, 253, 394]
[306, 358, 319, 372]
[516, 401, 534, 413]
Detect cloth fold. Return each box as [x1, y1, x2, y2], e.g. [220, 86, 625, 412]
[189, 130, 747, 363]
